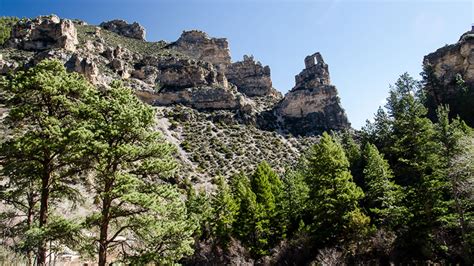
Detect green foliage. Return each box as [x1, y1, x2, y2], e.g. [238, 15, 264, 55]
[231, 172, 258, 250]
[282, 168, 309, 234]
[303, 132, 369, 245]
[362, 143, 407, 228]
[0, 16, 18, 45]
[82, 81, 196, 265]
[0, 59, 97, 263]
[209, 176, 238, 246]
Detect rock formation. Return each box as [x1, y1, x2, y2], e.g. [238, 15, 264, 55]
[168, 30, 231, 71]
[226, 55, 277, 97]
[423, 27, 474, 126]
[7, 15, 78, 52]
[100, 19, 146, 40]
[275, 52, 350, 135]
[0, 14, 351, 132]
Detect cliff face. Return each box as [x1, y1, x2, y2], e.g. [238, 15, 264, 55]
[274, 53, 350, 135]
[423, 29, 474, 126]
[226, 55, 279, 98]
[168, 30, 231, 71]
[0, 14, 349, 186]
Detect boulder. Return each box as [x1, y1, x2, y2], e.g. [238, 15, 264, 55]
[100, 19, 146, 40]
[226, 55, 276, 97]
[275, 52, 350, 135]
[7, 15, 78, 52]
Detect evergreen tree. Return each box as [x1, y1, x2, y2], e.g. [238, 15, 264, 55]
[362, 143, 407, 228]
[83, 81, 196, 265]
[384, 73, 447, 259]
[250, 161, 285, 255]
[361, 107, 392, 151]
[0, 60, 96, 265]
[282, 168, 309, 234]
[209, 176, 238, 246]
[231, 172, 258, 253]
[303, 132, 369, 246]
[338, 131, 364, 186]
[434, 106, 473, 262]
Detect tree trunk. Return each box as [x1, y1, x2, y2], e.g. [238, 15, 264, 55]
[37, 171, 50, 266]
[98, 193, 111, 266]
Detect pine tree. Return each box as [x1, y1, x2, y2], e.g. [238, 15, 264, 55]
[434, 106, 474, 262]
[282, 168, 309, 234]
[384, 73, 447, 259]
[304, 132, 368, 245]
[361, 107, 392, 150]
[362, 143, 407, 228]
[250, 161, 286, 255]
[0, 60, 96, 265]
[210, 176, 238, 246]
[231, 172, 258, 252]
[82, 81, 196, 265]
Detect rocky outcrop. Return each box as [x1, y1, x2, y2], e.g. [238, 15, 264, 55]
[226, 55, 277, 97]
[133, 55, 227, 90]
[423, 27, 474, 126]
[0, 14, 352, 132]
[7, 15, 78, 52]
[275, 53, 349, 135]
[99, 20, 146, 40]
[168, 30, 231, 71]
[154, 86, 247, 110]
[129, 55, 245, 110]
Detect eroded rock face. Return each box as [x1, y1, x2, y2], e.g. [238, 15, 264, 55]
[133, 55, 227, 90]
[7, 15, 78, 52]
[226, 55, 276, 97]
[275, 52, 349, 135]
[168, 30, 231, 71]
[100, 20, 146, 40]
[424, 31, 474, 87]
[423, 29, 474, 126]
[154, 86, 245, 110]
[129, 55, 242, 110]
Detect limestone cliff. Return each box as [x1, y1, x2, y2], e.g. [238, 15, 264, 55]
[274, 53, 350, 135]
[0, 14, 349, 187]
[226, 55, 279, 98]
[168, 30, 231, 71]
[423, 27, 474, 126]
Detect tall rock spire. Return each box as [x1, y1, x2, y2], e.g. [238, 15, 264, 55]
[275, 52, 350, 135]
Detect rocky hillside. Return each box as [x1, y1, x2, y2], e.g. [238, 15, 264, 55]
[0, 15, 350, 188]
[423, 27, 474, 126]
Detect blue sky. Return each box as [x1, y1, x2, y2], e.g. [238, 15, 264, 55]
[1, 0, 472, 128]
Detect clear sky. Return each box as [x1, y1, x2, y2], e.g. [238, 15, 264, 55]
[1, 0, 472, 128]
